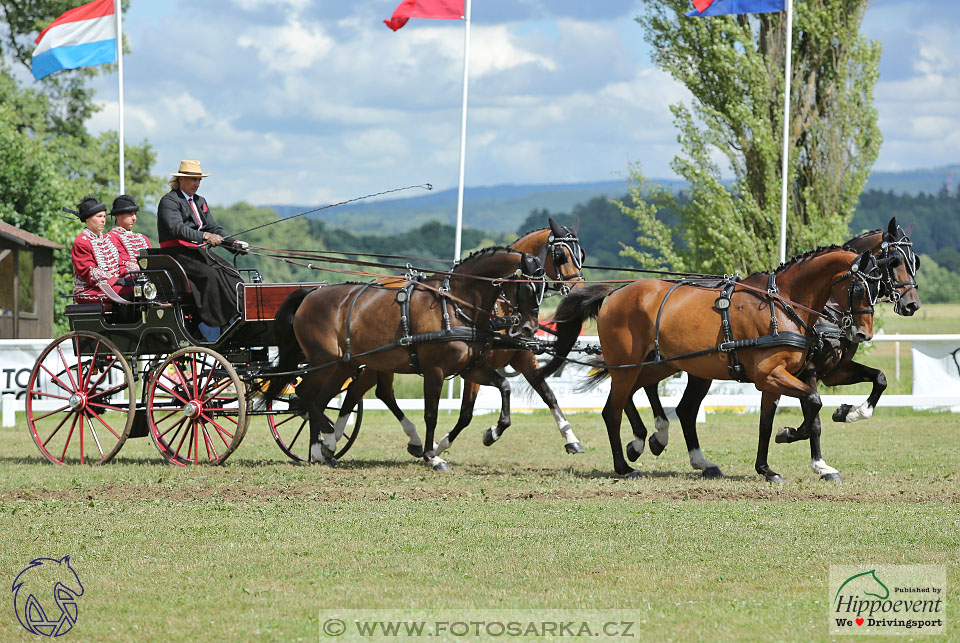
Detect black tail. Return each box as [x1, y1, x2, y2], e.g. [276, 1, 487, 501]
[263, 288, 311, 401]
[534, 284, 615, 385]
[576, 357, 611, 393]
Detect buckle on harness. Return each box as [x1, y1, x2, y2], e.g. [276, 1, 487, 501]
[718, 341, 736, 353]
[399, 336, 414, 346]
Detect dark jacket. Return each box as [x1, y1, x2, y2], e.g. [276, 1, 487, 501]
[157, 189, 225, 247]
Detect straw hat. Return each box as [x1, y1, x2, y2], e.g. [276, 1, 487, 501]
[171, 160, 210, 178]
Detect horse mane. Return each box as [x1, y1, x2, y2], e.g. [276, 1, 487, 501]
[516, 227, 548, 239]
[743, 244, 854, 280]
[847, 228, 882, 243]
[454, 245, 518, 271]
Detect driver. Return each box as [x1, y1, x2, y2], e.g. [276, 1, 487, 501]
[157, 160, 248, 340]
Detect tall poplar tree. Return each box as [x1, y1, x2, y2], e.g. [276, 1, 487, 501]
[619, 0, 881, 275]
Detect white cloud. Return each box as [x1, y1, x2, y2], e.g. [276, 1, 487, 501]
[237, 19, 335, 72]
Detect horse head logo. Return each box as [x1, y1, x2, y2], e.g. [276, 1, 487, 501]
[12, 556, 84, 637]
[835, 569, 890, 603]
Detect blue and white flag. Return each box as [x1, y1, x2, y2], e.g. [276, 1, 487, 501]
[32, 0, 117, 81]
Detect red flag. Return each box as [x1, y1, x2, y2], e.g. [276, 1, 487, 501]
[384, 0, 464, 31]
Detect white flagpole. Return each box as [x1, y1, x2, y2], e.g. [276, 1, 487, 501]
[115, 0, 125, 194]
[778, 0, 793, 263]
[454, 0, 471, 264]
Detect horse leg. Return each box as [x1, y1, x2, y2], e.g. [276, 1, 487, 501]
[513, 351, 582, 454]
[334, 368, 372, 442]
[644, 384, 671, 457]
[623, 402, 648, 462]
[303, 366, 353, 466]
[374, 372, 423, 457]
[826, 361, 886, 424]
[433, 378, 480, 457]
[756, 392, 785, 483]
[420, 368, 451, 473]
[603, 369, 642, 478]
[673, 376, 723, 478]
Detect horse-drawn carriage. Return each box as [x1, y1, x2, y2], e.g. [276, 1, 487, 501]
[25, 220, 585, 468]
[25, 247, 361, 466]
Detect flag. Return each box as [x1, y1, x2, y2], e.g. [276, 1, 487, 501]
[32, 0, 117, 80]
[686, 0, 784, 17]
[384, 0, 463, 32]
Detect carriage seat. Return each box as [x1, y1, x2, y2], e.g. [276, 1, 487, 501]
[137, 248, 194, 301]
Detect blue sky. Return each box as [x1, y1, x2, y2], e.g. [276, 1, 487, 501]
[71, 0, 960, 208]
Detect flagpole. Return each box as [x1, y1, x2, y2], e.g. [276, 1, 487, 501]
[115, 0, 125, 194]
[453, 0, 471, 264]
[778, 0, 793, 263]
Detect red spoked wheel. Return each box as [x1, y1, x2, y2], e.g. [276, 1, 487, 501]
[267, 378, 363, 462]
[26, 332, 135, 465]
[147, 347, 248, 466]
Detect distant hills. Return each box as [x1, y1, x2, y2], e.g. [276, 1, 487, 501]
[266, 165, 960, 236]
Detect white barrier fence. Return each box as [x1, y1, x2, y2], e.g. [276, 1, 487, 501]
[3, 334, 959, 427]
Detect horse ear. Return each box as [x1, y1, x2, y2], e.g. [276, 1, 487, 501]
[572, 218, 580, 235]
[887, 217, 898, 237]
[548, 217, 563, 236]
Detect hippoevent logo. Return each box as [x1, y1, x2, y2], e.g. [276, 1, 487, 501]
[829, 565, 945, 636]
[11, 556, 84, 637]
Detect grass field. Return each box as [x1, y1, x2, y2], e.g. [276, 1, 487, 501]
[1, 404, 957, 641]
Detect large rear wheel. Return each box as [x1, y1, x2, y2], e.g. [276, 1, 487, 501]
[26, 332, 135, 465]
[147, 347, 248, 465]
[267, 379, 363, 462]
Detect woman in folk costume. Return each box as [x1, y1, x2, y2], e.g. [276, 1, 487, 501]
[70, 195, 134, 303]
[106, 194, 151, 272]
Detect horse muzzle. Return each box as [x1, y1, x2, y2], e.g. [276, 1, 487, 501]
[845, 326, 872, 343]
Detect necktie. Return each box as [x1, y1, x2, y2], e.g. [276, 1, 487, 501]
[188, 197, 203, 228]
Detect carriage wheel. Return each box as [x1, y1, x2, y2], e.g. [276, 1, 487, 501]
[26, 332, 135, 465]
[267, 379, 363, 462]
[146, 347, 248, 466]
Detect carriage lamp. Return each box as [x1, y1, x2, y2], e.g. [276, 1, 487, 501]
[134, 273, 158, 300]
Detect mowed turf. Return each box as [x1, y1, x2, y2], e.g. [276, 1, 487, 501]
[1, 407, 958, 641]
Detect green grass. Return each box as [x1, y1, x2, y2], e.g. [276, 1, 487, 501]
[1, 407, 958, 641]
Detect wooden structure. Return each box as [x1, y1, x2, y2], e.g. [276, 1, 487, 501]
[0, 221, 62, 339]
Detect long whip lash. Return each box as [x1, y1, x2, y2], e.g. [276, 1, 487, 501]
[228, 183, 433, 239]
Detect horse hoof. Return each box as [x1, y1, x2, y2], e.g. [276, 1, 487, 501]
[323, 457, 339, 468]
[626, 441, 641, 462]
[765, 473, 785, 484]
[648, 435, 665, 456]
[820, 472, 843, 482]
[775, 428, 806, 444]
[832, 404, 853, 423]
[433, 461, 452, 473]
[481, 428, 497, 447]
[702, 466, 724, 479]
[406, 444, 423, 458]
[564, 442, 583, 454]
[620, 470, 643, 479]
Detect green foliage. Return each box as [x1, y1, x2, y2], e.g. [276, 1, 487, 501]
[914, 255, 960, 304]
[0, 2, 158, 333]
[621, 0, 881, 275]
[852, 189, 960, 256]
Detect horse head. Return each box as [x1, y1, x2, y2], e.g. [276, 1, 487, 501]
[506, 252, 546, 338]
[455, 247, 545, 338]
[543, 217, 585, 295]
[880, 217, 921, 316]
[830, 250, 883, 343]
[12, 556, 84, 637]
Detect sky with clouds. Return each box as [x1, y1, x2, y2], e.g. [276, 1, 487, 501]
[72, 0, 960, 208]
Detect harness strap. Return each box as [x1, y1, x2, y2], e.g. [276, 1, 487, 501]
[397, 277, 422, 374]
[653, 281, 688, 361]
[715, 278, 747, 382]
[344, 282, 376, 362]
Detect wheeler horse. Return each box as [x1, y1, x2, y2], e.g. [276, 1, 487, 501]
[537, 245, 890, 481]
[619, 218, 921, 479]
[334, 218, 587, 459]
[265, 246, 545, 472]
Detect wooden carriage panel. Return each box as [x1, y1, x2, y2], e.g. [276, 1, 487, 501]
[241, 283, 325, 321]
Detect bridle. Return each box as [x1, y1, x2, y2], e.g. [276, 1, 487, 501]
[827, 253, 885, 332]
[877, 227, 919, 315]
[538, 228, 584, 297]
[490, 253, 546, 336]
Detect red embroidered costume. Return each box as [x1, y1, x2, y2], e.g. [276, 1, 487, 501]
[71, 228, 129, 303]
[107, 226, 152, 273]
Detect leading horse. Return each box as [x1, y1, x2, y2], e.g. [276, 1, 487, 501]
[265, 246, 545, 472]
[335, 218, 587, 458]
[620, 218, 921, 478]
[537, 246, 887, 481]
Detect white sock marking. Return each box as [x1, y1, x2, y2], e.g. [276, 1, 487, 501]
[688, 448, 716, 471]
[654, 416, 669, 432]
[560, 426, 579, 445]
[628, 438, 645, 457]
[434, 434, 451, 455]
[844, 400, 874, 423]
[810, 458, 839, 476]
[400, 416, 422, 446]
[333, 415, 348, 441]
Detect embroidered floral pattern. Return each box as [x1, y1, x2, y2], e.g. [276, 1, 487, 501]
[73, 228, 122, 299]
[108, 227, 151, 272]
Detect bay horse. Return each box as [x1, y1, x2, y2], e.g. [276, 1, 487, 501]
[334, 218, 587, 458]
[265, 246, 545, 472]
[620, 218, 921, 480]
[537, 246, 886, 481]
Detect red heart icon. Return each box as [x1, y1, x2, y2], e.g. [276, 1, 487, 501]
[856, 618, 864, 626]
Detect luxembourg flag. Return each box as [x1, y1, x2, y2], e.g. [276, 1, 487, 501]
[32, 0, 117, 80]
